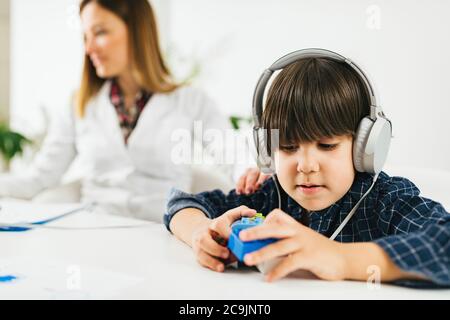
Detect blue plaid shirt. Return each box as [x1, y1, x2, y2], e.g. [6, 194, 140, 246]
[164, 171, 450, 288]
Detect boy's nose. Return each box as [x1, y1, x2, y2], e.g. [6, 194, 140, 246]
[296, 154, 319, 173]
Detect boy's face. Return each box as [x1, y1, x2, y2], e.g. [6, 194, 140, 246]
[275, 135, 355, 211]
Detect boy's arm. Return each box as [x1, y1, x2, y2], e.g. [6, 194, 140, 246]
[342, 242, 428, 283]
[163, 177, 278, 233]
[169, 208, 211, 247]
[369, 191, 450, 287]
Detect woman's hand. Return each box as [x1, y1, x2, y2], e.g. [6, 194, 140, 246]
[191, 206, 257, 272]
[239, 209, 348, 282]
[236, 167, 271, 195]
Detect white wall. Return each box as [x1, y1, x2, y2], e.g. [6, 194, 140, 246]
[10, 0, 450, 172]
[10, 0, 168, 139]
[0, 0, 9, 122]
[166, 0, 450, 172]
[10, 0, 83, 139]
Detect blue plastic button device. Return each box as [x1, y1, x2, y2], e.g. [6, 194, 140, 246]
[227, 213, 277, 262]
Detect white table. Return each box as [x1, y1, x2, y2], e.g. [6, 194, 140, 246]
[0, 202, 449, 300]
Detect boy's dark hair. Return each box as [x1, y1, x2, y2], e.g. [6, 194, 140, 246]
[262, 57, 371, 149]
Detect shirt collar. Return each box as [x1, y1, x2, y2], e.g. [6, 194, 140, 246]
[108, 78, 151, 107]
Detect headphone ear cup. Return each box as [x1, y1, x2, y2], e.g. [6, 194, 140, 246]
[353, 117, 374, 172]
[353, 117, 392, 173]
[363, 117, 392, 173]
[253, 128, 275, 174]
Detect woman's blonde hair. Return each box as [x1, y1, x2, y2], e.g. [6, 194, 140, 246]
[76, 0, 179, 117]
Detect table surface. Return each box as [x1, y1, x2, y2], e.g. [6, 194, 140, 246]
[0, 202, 449, 300]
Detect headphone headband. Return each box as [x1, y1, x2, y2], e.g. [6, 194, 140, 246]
[252, 48, 378, 128]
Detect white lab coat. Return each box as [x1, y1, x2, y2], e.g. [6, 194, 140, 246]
[0, 82, 232, 222]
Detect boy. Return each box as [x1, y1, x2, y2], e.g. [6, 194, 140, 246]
[164, 51, 449, 287]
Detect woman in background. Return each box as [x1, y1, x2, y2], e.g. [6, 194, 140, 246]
[0, 0, 230, 222]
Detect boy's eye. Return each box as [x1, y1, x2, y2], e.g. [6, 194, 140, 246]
[318, 143, 337, 150]
[280, 145, 298, 153]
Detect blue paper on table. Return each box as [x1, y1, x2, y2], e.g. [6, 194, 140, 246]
[0, 201, 88, 232]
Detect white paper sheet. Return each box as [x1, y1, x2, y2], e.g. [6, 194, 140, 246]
[0, 256, 144, 299]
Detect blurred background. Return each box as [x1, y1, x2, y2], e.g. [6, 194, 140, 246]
[0, 0, 449, 173]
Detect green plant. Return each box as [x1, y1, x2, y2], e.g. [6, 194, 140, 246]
[0, 123, 32, 170]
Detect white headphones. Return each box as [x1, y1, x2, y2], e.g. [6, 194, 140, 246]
[252, 48, 393, 241]
[252, 48, 392, 175]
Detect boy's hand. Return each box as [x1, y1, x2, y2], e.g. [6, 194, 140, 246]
[191, 206, 256, 272]
[239, 209, 348, 282]
[236, 168, 271, 195]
